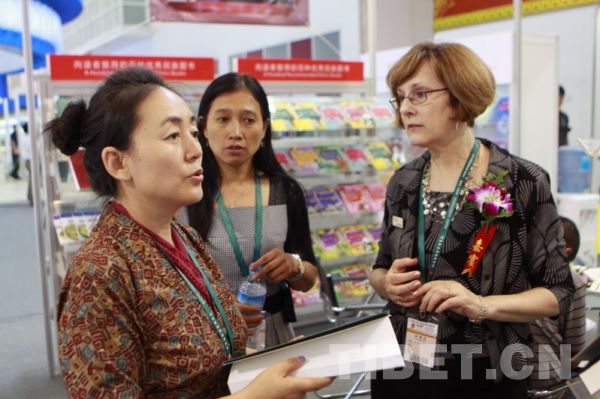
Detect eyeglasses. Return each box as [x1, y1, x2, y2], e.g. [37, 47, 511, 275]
[389, 88, 448, 110]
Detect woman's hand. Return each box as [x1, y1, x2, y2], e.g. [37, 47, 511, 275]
[250, 249, 298, 283]
[235, 356, 333, 399]
[414, 280, 481, 320]
[384, 258, 423, 307]
[235, 302, 264, 329]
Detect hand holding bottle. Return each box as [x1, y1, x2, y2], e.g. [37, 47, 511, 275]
[237, 272, 267, 350]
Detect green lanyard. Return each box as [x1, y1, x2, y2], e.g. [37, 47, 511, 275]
[215, 175, 263, 277]
[418, 139, 480, 282]
[167, 228, 237, 358]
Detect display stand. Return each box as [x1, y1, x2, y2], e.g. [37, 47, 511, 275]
[234, 58, 394, 327]
[31, 54, 214, 376]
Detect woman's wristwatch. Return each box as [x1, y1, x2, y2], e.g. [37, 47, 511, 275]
[288, 254, 305, 282]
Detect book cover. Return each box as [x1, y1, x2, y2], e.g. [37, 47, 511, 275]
[338, 184, 370, 214]
[271, 103, 297, 133]
[293, 102, 326, 131]
[313, 187, 345, 213]
[317, 146, 348, 173]
[328, 266, 353, 299]
[304, 189, 321, 214]
[313, 228, 347, 260]
[342, 263, 370, 296]
[342, 145, 370, 172]
[366, 142, 393, 170]
[365, 223, 384, 253]
[319, 103, 347, 130]
[289, 146, 320, 175]
[368, 102, 395, 128]
[340, 102, 375, 130]
[339, 224, 371, 255]
[364, 182, 386, 212]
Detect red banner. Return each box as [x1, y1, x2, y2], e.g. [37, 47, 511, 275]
[150, 0, 308, 26]
[436, 0, 513, 18]
[237, 58, 364, 82]
[435, 0, 600, 30]
[48, 54, 215, 81]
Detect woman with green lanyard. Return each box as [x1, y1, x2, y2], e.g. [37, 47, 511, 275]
[369, 42, 574, 398]
[51, 68, 331, 398]
[187, 72, 319, 348]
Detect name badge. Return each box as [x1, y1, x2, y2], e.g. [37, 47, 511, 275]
[404, 315, 439, 368]
[392, 216, 404, 229]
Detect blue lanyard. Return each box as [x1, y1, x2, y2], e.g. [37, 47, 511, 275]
[215, 175, 263, 277]
[173, 228, 237, 358]
[418, 139, 480, 282]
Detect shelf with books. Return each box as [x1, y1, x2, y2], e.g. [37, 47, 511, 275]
[308, 210, 382, 231]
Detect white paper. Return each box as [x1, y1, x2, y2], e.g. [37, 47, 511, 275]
[579, 360, 600, 395]
[227, 315, 403, 394]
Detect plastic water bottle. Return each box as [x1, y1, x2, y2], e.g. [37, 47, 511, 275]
[237, 273, 267, 350]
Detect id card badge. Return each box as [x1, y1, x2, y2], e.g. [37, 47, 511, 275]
[404, 313, 439, 368]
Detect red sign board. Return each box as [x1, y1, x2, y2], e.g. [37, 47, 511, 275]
[48, 54, 215, 81]
[150, 0, 309, 26]
[237, 58, 364, 82]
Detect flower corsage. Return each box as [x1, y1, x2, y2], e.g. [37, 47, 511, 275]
[462, 170, 514, 276]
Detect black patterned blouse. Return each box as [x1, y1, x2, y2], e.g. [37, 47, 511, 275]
[373, 138, 574, 378]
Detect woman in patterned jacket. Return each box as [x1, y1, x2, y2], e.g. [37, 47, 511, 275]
[49, 67, 331, 398]
[368, 42, 574, 398]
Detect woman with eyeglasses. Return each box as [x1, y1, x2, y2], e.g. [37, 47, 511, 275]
[369, 42, 574, 398]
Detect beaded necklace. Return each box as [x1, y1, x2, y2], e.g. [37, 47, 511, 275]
[422, 152, 479, 223]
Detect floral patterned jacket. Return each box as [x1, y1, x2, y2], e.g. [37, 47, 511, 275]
[58, 203, 247, 398]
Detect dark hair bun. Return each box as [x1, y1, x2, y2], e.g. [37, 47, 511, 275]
[48, 100, 87, 156]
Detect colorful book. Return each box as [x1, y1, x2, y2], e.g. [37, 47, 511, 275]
[365, 223, 384, 253]
[340, 102, 375, 130]
[317, 146, 347, 173]
[289, 146, 320, 174]
[366, 142, 393, 170]
[338, 184, 370, 214]
[293, 102, 326, 131]
[319, 103, 347, 130]
[342, 263, 370, 296]
[271, 103, 297, 132]
[313, 228, 348, 260]
[368, 102, 395, 128]
[314, 187, 345, 213]
[328, 266, 352, 298]
[364, 182, 386, 212]
[304, 190, 321, 214]
[342, 146, 369, 172]
[339, 224, 371, 255]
